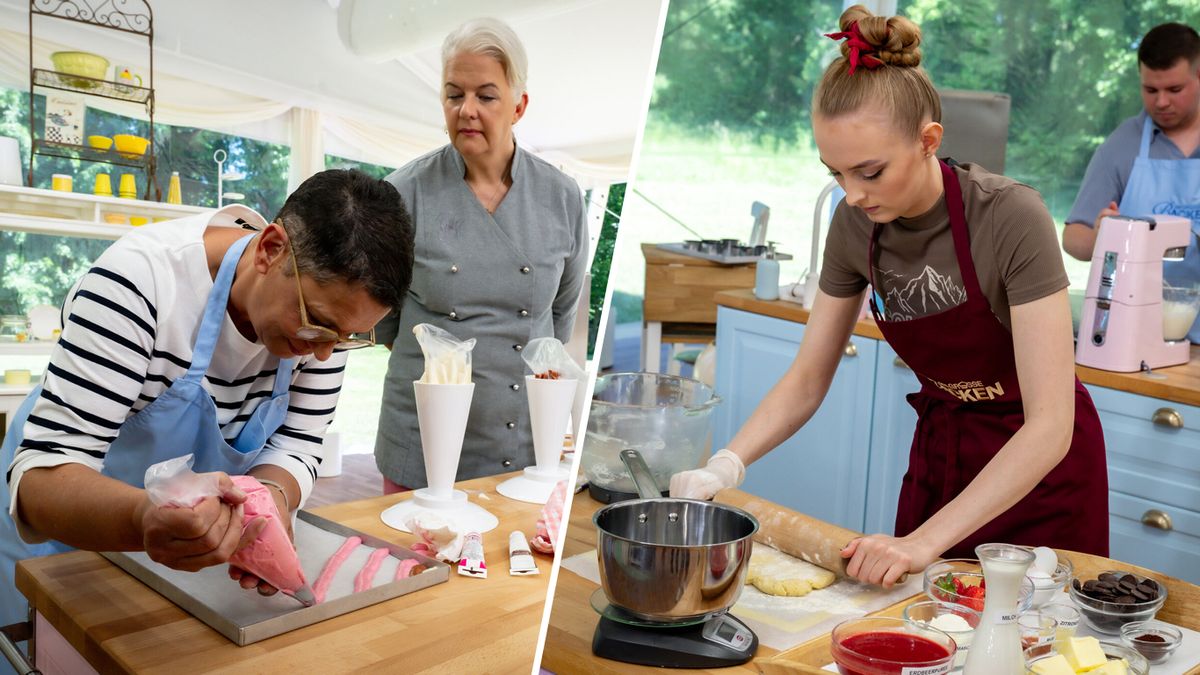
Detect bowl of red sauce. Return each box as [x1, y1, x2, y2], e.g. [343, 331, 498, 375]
[831, 617, 957, 675]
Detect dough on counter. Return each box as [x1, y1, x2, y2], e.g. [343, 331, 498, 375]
[746, 545, 837, 597]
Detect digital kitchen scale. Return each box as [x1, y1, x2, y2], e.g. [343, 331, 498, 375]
[588, 589, 758, 668]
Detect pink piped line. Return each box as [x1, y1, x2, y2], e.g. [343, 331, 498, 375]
[394, 558, 420, 580]
[313, 536, 363, 603]
[354, 548, 391, 593]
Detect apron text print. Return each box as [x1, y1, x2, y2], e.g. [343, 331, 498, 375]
[930, 378, 1006, 402]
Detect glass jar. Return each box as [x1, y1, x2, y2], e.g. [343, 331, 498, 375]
[0, 315, 28, 342]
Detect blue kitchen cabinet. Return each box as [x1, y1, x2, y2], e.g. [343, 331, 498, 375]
[1087, 386, 1200, 584]
[863, 342, 921, 535]
[714, 307, 876, 532]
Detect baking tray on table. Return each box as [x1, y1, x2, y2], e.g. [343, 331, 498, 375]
[102, 510, 448, 646]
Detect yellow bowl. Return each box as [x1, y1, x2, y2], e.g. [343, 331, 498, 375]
[129, 216, 148, 226]
[50, 51, 109, 86]
[103, 213, 128, 225]
[112, 134, 149, 158]
[87, 135, 112, 150]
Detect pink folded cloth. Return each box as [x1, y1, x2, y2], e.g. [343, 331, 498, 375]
[530, 480, 567, 555]
[228, 476, 308, 595]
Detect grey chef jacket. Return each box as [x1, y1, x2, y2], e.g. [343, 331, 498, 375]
[374, 142, 588, 487]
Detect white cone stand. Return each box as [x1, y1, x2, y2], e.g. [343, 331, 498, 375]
[497, 375, 577, 504]
[381, 381, 499, 534]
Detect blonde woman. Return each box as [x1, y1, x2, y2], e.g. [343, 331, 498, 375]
[671, 5, 1107, 586]
[374, 18, 588, 492]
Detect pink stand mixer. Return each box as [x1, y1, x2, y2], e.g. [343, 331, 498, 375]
[1076, 214, 1193, 372]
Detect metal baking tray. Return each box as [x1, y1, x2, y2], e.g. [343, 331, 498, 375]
[102, 510, 448, 646]
[657, 242, 793, 264]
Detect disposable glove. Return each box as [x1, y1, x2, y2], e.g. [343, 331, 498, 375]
[668, 448, 745, 500]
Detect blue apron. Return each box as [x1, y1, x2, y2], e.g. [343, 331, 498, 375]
[1118, 116, 1200, 342]
[0, 233, 294, 640]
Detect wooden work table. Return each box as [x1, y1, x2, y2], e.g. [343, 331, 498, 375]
[716, 289, 1200, 407]
[15, 472, 549, 674]
[541, 489, 1200, 674]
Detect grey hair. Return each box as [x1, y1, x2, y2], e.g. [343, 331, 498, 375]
[441, 17, 528, 96]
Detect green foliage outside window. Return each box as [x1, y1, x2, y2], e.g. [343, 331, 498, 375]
[325, 155, 396, 180]
[588, 183, 624, 359]
[649, 0, 1200, 221]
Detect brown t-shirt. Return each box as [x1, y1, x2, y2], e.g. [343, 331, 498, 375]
[819, 163, 1067, 332]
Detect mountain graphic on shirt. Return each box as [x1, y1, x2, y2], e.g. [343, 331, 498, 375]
[879, 265, 966, 321]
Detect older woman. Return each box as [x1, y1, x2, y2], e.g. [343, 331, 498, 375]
[374, 18, 588, 492]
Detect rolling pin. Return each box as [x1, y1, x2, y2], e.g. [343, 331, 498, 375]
[714, 489, 859, 578]
[714, 489, 913, 584]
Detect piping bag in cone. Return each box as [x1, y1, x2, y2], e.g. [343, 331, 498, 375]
[414, 323, 476, 384]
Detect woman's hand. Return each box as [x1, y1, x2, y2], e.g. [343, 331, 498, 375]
[135, 473, 260, 572]
[841, 534, 938, 588]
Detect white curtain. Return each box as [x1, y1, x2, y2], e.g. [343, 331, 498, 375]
[287, 107, 324, 193]
[0, 28, 291, 131]
[0, 27, 629, 189]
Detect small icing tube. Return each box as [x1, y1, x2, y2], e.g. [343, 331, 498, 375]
[457, 532, 487, 578]
[508, 531, 539, 576]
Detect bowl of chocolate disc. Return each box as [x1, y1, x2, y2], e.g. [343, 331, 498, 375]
[1068, 571, 1167, 634]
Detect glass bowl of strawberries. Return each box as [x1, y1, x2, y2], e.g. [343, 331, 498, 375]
[924, 559, 1034, 613]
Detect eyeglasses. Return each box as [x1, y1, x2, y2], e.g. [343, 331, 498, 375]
[288, 242, 375, 351]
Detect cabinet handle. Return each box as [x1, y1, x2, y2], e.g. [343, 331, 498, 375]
[844, 343, 857, 357]
[893, 356, 909, 370]
[1141, 509, 1173, 531]
[1151, 408, 1183, 429]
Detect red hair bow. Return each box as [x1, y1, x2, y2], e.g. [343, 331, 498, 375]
[824, 21, 883, 75]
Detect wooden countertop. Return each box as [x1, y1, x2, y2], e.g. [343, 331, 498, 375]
[15, 473, 549, 675]
[716, 289, 1200, 406]
[541, 487, 1200, 674]
[540, 489, 780, 674]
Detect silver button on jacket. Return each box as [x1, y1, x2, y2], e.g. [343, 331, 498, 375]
[374, 143, 588, 488]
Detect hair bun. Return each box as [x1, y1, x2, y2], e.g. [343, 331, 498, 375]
[839, 4, 923, 68]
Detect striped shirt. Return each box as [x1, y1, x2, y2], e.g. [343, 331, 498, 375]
[7, 206, 344, 542]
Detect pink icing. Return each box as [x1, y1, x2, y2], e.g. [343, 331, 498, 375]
[314, 536, 362, 604]
[354, 548, 391, 593]
[394, 558, 421, 580]
[227, 476, 308, 594]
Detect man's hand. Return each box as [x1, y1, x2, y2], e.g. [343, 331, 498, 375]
[1093, 201, 1120, 230]
[134, 473, 260, 572]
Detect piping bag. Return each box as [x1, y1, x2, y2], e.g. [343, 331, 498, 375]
[144, 455, 316, 606]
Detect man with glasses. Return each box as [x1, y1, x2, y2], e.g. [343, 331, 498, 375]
[0, 169, 413, 629]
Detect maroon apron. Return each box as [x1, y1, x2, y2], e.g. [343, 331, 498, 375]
[867, 160, 1108, 558]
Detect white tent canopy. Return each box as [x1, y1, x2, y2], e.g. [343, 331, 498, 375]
[0, 0, 665, 188]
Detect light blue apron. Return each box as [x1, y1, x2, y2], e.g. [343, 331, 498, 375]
[1118, 116, 1200, 342]
[0, 233, 294, 645]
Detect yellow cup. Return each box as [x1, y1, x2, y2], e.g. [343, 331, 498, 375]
[93, 173, 113, 197]
[4, 369, 31, 385]
[118, 173, 136, 199]
[51, 174, 73, 192]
